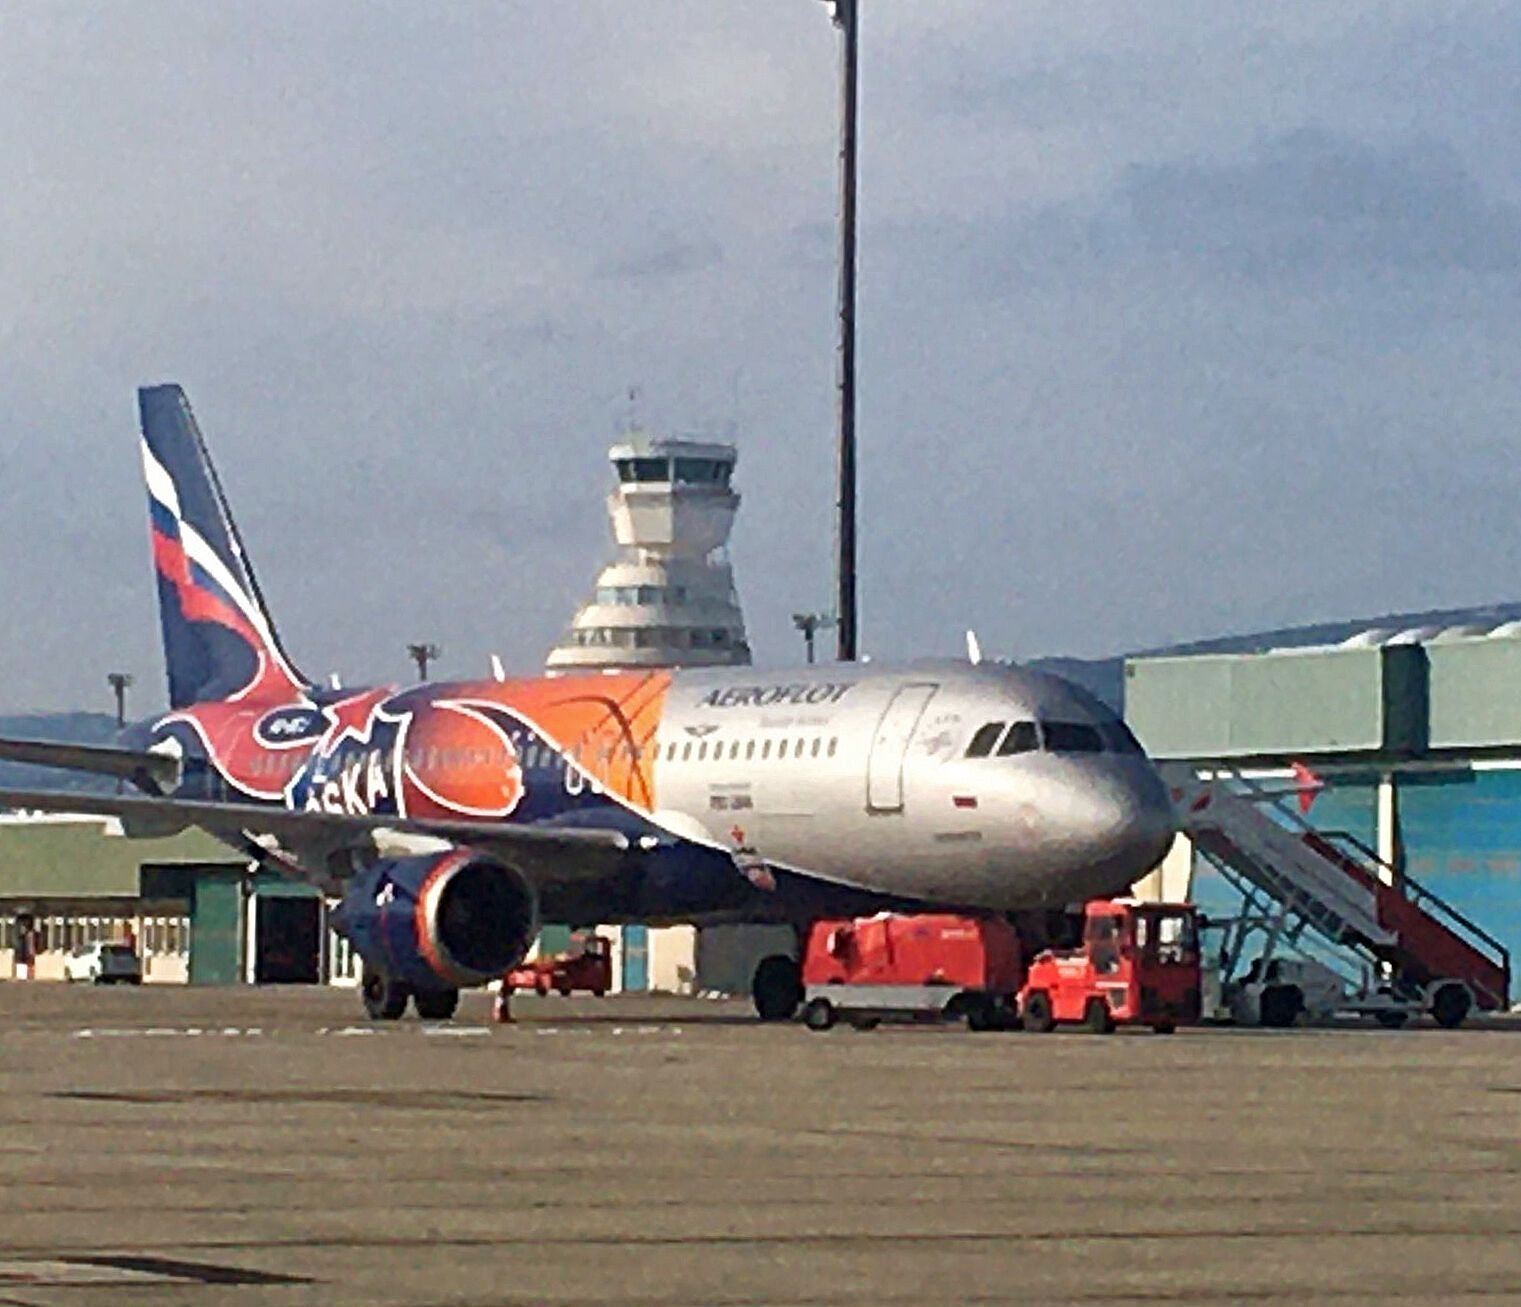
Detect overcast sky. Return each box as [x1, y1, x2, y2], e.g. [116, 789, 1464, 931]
[5, 1, 1521, 713]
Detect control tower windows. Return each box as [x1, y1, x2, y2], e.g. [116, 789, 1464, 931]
[673, 457, 732, 487]
[616, 457, 670, 484]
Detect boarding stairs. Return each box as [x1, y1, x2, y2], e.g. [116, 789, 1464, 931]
[1163, 764, 1510, 1015]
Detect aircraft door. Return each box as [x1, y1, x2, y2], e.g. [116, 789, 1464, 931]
[866, 682, 938, 812]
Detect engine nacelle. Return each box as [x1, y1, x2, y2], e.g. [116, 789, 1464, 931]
[332, 849, 538, 990]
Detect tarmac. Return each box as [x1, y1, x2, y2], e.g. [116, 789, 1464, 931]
[5, 984, 1521, 1307]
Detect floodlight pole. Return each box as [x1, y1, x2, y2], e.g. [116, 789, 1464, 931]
[827, 0, 859, 662]
[407, 642, 441, 682]
[107, 671, 133, 794]
[107, 672, 132, 732]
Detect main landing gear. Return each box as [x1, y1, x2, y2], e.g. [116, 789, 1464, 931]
[361, 967, 459, 1021]
[752, 953, 803, 1022]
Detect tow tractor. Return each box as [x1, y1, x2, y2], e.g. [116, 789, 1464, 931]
[1019, 899, 1202, 1034]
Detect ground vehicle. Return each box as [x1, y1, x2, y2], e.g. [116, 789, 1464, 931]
[800, 914, 1022, 1031]
[1227, 956, 1344, 1027]
[1019, 900, 1200, 1033]
[63, 943, 142, 985]
[503, 935, 613, 997]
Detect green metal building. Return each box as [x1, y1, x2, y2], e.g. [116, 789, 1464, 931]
[1126, 632, 1521, 966]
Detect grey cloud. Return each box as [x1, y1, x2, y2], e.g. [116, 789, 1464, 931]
[595, 233, 725, 280]
[1119, 130, 1521, 278]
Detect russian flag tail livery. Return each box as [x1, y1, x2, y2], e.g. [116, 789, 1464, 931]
[138, 385, 308, 709]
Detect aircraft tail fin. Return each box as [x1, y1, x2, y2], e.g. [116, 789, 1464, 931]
[138, 384, 309, 708]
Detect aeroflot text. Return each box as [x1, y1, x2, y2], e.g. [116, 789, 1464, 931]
[700, 683, 854, 709]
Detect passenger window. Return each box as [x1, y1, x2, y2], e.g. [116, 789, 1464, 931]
[730, 740, 742, 761]
[682, 742, 693, 762]
[697, 742, 708, 761]
[965, 722, 1005, 757]
[811, 738, 822, 758]
[762, 740, 772, 760]
[778, 740, 789, 760]
[746, 740, 756, 760]
[997, 721, 1039, 755]
[1043, 721, 1104, 753]
[827, 738, 838, 757]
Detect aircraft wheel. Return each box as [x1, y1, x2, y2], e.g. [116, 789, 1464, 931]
[752, 954, 803, 1022]
[413, 988, 460, 1021]
[803, 998, 836, 1031]
[1023, 991, 1056, 1033]
[1431, 983, 1472, 1030]
[361, 968, 410, 1021]
[1083, 997, 1115, 1035]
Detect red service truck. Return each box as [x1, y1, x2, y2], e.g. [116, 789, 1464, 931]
[801, 913, 1023, 1031]
[503, 934, 613, 997]
[1019, 900, 1202, 1034]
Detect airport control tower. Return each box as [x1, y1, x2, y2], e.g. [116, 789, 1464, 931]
[546, 435, 752, 672]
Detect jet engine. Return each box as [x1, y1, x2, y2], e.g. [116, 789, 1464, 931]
[332, 849, 538, 990]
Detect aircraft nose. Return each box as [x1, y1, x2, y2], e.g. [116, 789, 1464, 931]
[1072, 762, 1178, 883]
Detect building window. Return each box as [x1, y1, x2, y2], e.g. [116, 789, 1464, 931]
[617, 457, 670, 484]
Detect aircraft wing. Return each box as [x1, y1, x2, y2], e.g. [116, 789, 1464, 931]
[0, 788, 629, 886]
[0, 737, 180, 791]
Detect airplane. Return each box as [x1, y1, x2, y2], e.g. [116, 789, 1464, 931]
[0, 385, 1177, 1021]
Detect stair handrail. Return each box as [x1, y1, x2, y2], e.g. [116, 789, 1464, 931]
[1311, 828, 1510, 969]
[1183, 762, 1510, 997]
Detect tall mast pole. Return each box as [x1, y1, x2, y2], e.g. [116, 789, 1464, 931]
[831, 0, 859, 662]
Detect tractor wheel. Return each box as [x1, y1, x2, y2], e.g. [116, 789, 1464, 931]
[752, 954, 803, 1022]
[803, 998, 836, 1032]
[361, 968, 410, 1021]
[1082, 997, 1115, 1035]
[1259, 985, 1302, 1029]
[965, 995, 999, 1032]
[1023, 991, 1056, 1033]
[413, 988, 460, 1021]
[1431, 983, 1472, 1030]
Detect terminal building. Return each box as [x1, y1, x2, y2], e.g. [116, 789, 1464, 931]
[1125, 614, 1521, 973]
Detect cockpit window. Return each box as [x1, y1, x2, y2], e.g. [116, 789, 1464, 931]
[1042, 720, 1104, 753]
[1101, 719, 1145, 756]
[964, 722, 1005, 758]
[997, 721, 1039, 755]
